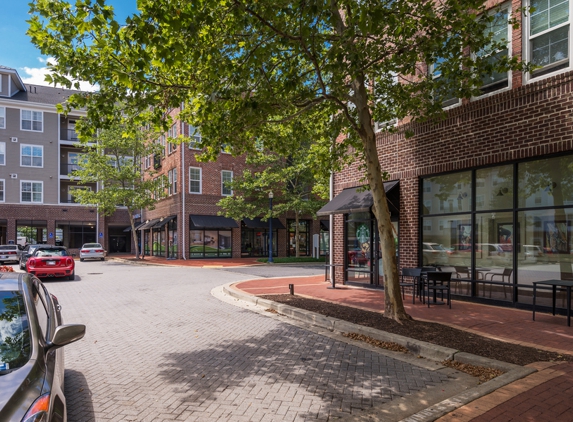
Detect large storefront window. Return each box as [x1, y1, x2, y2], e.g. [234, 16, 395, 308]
[241, 228, 277, 257]
[189, 229, 232, 258]
[17, 220, 48, 245]
[319, 220, 329, 256]
[421, 155, 573, 307]
[287, 219, 310, 256]
[55, 221, 96, 248]
[168, 219, 177, 258]
[152, 228, 165, 256]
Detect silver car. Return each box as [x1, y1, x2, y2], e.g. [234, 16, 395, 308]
[79, 243, 106, 261]
[0, 245, 23, 265]
[0, 272, 85, 421]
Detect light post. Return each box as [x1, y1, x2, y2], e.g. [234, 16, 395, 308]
[268, 191, 274, 263]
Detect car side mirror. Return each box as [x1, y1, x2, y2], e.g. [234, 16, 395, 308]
[47, 324, 86, 351]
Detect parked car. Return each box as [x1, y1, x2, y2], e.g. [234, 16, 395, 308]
[0, 271, 85, 421]
[422, 242, 448, 265]
[19, 244, 43, 270]
[25, 246, 76, 281]
[523, 245, 545, 263]
[79, 243, 105, 261]
[0, 244, 23, 264]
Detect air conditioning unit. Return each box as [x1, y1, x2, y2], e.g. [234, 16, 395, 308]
[10, 137, 18, 143]
[10, 174, 17, 179]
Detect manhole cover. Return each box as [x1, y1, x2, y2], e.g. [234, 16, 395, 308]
[87, 273, 103, 275]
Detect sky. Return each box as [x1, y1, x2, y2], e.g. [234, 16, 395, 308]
[0, 0, 137, 88]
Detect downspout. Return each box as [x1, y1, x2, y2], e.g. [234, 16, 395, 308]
[181, 108, 186, 259]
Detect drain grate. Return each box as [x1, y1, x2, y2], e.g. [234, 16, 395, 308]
[87, 273, 103, 275]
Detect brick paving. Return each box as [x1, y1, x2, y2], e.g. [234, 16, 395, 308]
[45, 260, 458, 421]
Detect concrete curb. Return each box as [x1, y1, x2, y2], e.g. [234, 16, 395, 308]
[223, 283, 537, 422]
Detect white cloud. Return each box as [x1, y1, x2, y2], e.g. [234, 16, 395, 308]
[19, 57, 98, 92]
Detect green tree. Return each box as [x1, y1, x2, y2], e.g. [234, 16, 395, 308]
[219, 140, 329, 257]
[69, 118, 167, 259]
[28, 0, 527, 321]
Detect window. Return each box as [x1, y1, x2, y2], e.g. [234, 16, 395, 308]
[167, 125, 178, 154]
[477, 7, 511, 94]
[189, 167, 202, 194]
[430, 47, 460, 107]
[21, 181, 43, 203]
[221, 170, 233, 196]
[21, 110, 43, 132]
[0, 106, 5, 129]
[168, 168, 178, 195]
[188, 125, 202, 149]
[0, 142, 5, 165]
[373, 73, 399, 131]
[21, 144, 43, 168]
[0, 179, 4, 202]
[528, 0, 571, 78]
[68, 186, 91, 203]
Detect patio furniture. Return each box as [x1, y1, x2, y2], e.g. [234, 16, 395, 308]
[532, 279, 573, 327]
[425, 271, 453, 308]
[483, 268, 513, 298]
[400, 268, 422, 303]
[453, 266, 471, 295]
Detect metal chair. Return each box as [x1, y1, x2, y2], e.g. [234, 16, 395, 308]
[426, 271, 452, 308]
[400, 268, 422, 303]
[483, 268, 513, 298]
[453, 266, 471, 294]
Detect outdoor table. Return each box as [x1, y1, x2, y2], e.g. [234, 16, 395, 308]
[532, 280, 573, 327]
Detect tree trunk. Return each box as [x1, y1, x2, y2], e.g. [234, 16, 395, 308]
[128, 210, 140, 259]
[353, 78, 411, 322]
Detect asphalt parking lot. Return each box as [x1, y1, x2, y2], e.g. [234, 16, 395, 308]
[14, 261, 477, 421]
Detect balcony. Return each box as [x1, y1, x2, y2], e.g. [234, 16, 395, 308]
[60, 162, 83, 176]
[61, 129, 79, 142]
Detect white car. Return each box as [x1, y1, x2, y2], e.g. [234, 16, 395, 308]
[79, 243, 106, 261]
[0, 244, 23, 264]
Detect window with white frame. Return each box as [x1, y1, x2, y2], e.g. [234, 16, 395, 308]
[188, 125, 202, 149]
[21, 144, 43, 168]
[373, 73, 399, 131]
[0, 142, 5, 165]
[189, 167, 202, 194]
[21, 109, 43, 132]
[221, 170, 233, 196]
[430, 45, 460, 107]
[21, 181, 43, 203]
[168, 168, 178, 195]
[477, 6, 511, 94]
[528, 0, 570, 78]
[167, 125, 178, 154]
[0, 106, 5, 129]
[0, 179, 4, 202]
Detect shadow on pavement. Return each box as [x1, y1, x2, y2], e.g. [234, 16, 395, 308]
[156, 322, 453, 420]
[64, 369, 95, 422]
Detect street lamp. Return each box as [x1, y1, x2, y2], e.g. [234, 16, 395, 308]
[268, 191, 274, 263]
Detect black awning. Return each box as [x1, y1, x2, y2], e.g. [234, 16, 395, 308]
[153, 215, 177, 229]
[316, 181, 399, 216]
[138, 218, 160, 230]
[242, 217, 286, 230]
[189, 215, 239, 229]
[320, 219, 330, 231]
[123, 226, 132, 232]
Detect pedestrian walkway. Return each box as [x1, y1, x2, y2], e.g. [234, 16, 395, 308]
[108, 256, 573, 421]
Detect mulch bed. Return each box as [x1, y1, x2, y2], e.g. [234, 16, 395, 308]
[260, 294, 573, 366]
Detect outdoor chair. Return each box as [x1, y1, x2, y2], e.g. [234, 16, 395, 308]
[453, 266, 471, 295]
[400, 268, 422, 304]
[425, 271, 453, 308]
[483, 268, 513, 298]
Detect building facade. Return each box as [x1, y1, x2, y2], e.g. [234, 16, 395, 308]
[137, 108, 329, 259]
[322, 0, 573, 311]
[0, 65, 130, 253]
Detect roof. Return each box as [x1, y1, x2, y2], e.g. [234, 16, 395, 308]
[10, 84, 83, 105]
[0, 272, 22, 290]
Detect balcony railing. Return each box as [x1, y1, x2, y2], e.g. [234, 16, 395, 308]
[60, 163, 83, 176]
[61, 129, 79, 142]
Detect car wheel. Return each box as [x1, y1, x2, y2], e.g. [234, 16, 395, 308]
[80, 258, 84, 262]
[68, 271, 75, 281]
[101, 257, 105, 261]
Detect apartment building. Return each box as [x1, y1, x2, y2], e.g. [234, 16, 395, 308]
[137, 107, 328, 259]
[0, 65, 130, 253]
[320, 0, 573, 310]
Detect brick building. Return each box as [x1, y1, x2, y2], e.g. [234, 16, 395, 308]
[0, 65, 130, 255]
[319, 0, 573, 310]
[137, 107, 328, 259]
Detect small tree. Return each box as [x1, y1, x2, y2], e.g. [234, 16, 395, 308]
[219, 141, 329, 257]
[70, 118, 167, 259]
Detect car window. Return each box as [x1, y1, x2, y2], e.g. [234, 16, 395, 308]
[35, 249, 68, 257]
[0, 246, 17, 251]
[83, 243, 102, 248]
[0, 291, 32, 373]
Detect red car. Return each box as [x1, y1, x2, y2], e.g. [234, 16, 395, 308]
[26, 246, 75, 280]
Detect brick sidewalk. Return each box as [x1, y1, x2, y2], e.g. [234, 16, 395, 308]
[231, 276, 573, 421]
